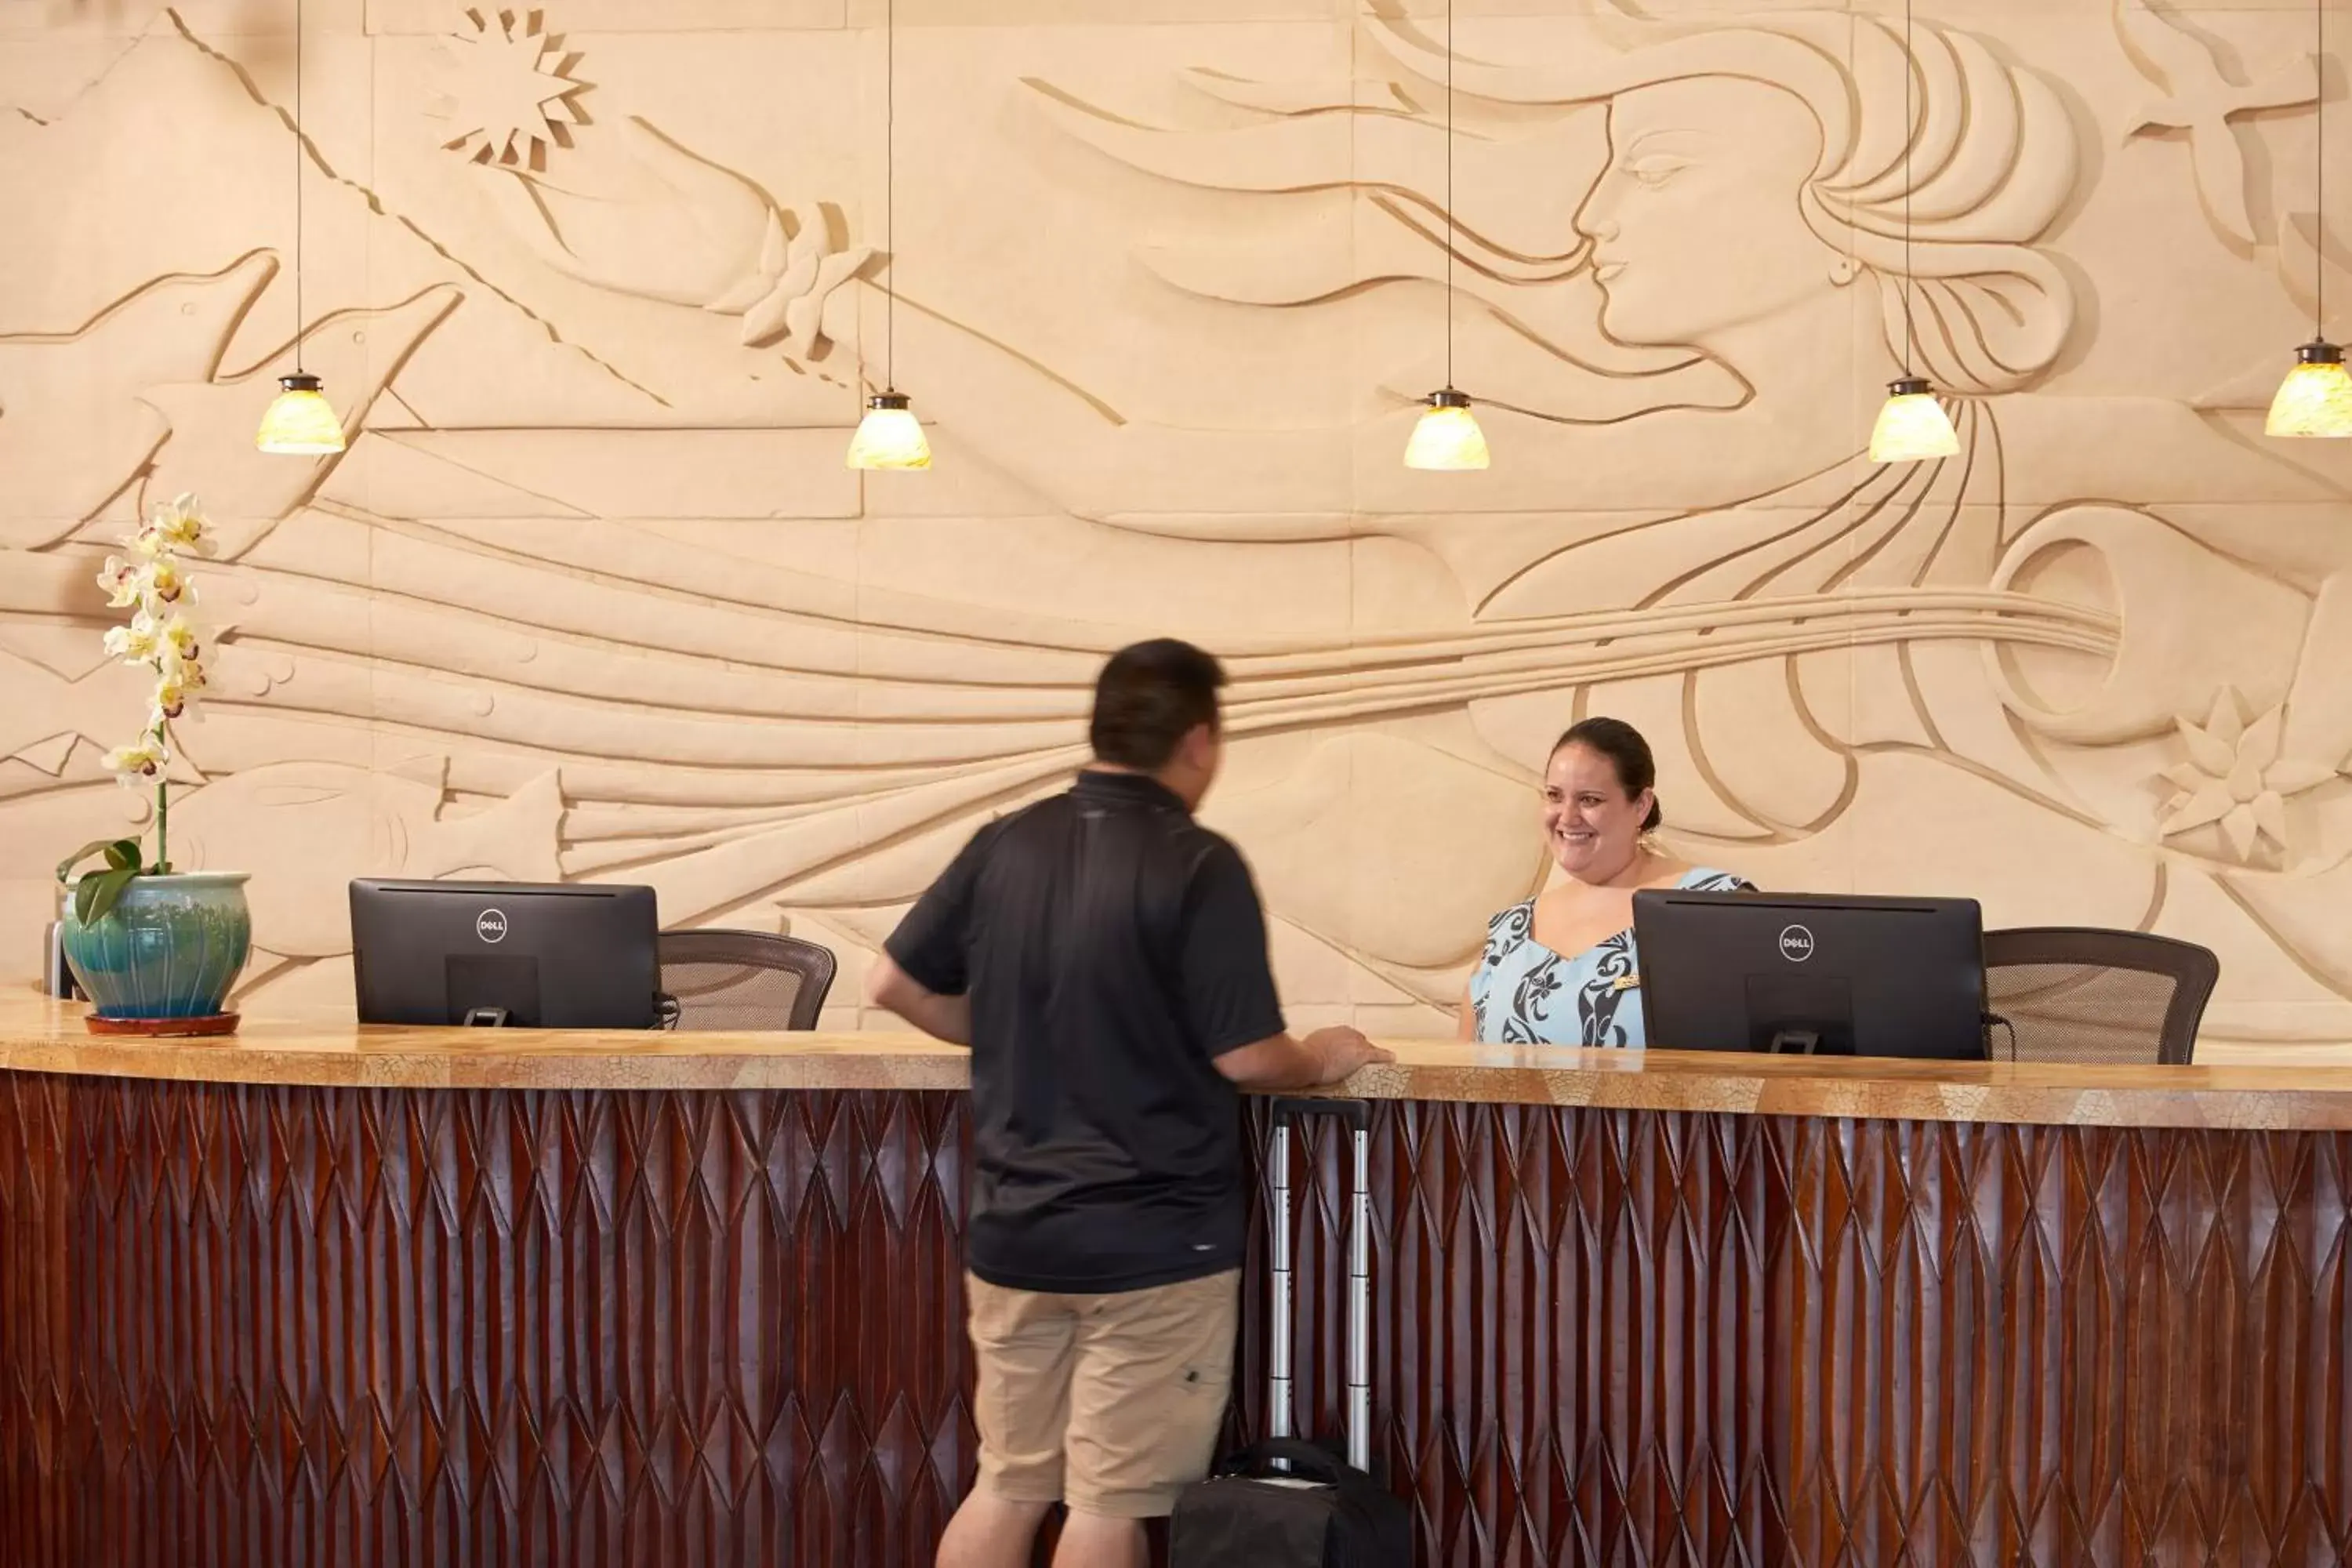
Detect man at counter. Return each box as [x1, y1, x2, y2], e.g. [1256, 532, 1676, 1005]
[866, 637, 1390, 1568]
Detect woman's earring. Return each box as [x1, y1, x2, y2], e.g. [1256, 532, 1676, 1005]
[1828, 255, 1859, 286]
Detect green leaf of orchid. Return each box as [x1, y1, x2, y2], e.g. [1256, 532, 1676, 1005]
[78, 866, 139, 926]
[56, 839, 122, 882]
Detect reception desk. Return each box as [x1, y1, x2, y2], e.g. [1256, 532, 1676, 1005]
[3, 990, 2350, 1566]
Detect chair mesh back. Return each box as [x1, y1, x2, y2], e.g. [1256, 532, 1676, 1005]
[1981, 927, 2219, 1066]
[657, 929, 837, 1032]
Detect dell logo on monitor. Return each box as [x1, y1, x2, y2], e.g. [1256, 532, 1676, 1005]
[475, 909, 509, 944]
[1777, 924, 1815, 962]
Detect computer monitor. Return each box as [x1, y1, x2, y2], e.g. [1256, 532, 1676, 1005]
[1633, 890, 1987, 1060]
[350, 879, 662, 1029]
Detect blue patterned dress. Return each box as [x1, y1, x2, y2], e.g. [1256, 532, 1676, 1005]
[1468, 869, 1754, 1048]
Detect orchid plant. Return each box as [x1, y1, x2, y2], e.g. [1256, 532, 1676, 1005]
[54, 494, 215, 925]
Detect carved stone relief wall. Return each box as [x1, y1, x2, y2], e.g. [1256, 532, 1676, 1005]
[2, 1, 2350, 1044]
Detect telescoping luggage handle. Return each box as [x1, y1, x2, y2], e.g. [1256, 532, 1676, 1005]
[1266, 1097, 1373, 1475]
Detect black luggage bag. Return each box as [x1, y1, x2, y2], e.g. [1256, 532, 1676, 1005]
[1170, 1098, 1412, 1566]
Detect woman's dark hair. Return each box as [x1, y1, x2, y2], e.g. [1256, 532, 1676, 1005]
[1090, 638, 1226, 770]
[1552, 717, 1662, 833]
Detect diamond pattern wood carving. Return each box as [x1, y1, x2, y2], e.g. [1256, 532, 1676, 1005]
[2, 1078, 2347, 1566]
[1247, 1102, 2352, 1568]
[0, 1078, 978, 1568]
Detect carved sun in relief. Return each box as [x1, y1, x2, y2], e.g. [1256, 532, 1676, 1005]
[427, 7, 587, 170]
[2157, 688, 2339, 864]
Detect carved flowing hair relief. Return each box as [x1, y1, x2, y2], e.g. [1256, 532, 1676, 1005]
[1047, 13, 2082, 402]
[1370, 13, 2081, 394]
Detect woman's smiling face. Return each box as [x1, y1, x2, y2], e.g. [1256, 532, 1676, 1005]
[1541, 742, 1652, 880]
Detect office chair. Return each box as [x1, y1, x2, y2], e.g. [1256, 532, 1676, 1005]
[1981, 927, 2218, 1065]
[656, 928, 837, 1031]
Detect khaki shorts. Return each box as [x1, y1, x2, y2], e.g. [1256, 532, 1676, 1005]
[966, 1268, 1239, 1519]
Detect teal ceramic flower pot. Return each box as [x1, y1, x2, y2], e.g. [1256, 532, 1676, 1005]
[61, 871, 252, 1019]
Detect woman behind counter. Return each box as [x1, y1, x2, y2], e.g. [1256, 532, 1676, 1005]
[1461, 717, 1752, 1048]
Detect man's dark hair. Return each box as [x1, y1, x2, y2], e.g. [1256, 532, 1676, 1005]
[1089, 639, 1226, 770]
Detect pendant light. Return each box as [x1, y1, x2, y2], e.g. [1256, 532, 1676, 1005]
[847, 0, 931, 470]
[1404, 0, 1489, 471]
[256, 0, 346, 456]
[2267, 0, 2352, 438]
[1867, 0, 1960, 464]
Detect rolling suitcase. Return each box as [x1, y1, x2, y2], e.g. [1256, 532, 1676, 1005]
[1170, 1098, 1412, 1566]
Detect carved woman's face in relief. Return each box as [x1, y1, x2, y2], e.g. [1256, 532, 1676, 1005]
[1573, 78, 1835, 350]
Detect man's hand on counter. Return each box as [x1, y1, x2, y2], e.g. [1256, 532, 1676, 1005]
[1306, 1025, 1394, 1084]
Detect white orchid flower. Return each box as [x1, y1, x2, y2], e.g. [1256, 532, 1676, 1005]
[103, 616, 162, 664]
[151, 665, 203, 722]
[143, 556, 187, 604]
[100, 557, 197, 616]
[103, 608, 198, 670]
[145, 493, 212, 556]
[98, 493, 213, 815]
[101, 739, 166, 782]
[154, 615, 201, 665]
[96, 555, 143, 608]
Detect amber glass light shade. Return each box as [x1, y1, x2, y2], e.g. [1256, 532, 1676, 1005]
[1868, 376, 1961, 463]
[845, 392, 932, 470]
[1403, 387, 1490, 471]
[256, 373, 346, 455]
[2265, 341, 2352, 438]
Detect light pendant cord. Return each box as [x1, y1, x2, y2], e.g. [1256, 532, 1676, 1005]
[293, 0, 304, 373]
[2318, 0, 2327, 339]
[1901, 0, 1915, 377]
[880, 0, 884, 392]
[1445, 0, 1455, 390]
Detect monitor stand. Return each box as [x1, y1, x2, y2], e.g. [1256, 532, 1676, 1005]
[463, 1007, 513, 1028]
[1765, 1029, 1821, 1055]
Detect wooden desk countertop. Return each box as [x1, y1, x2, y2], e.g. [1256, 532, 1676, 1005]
[6, 989, 2352, 1130]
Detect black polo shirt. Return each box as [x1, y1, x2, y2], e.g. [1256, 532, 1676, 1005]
[884, 769, 1287, 1294]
